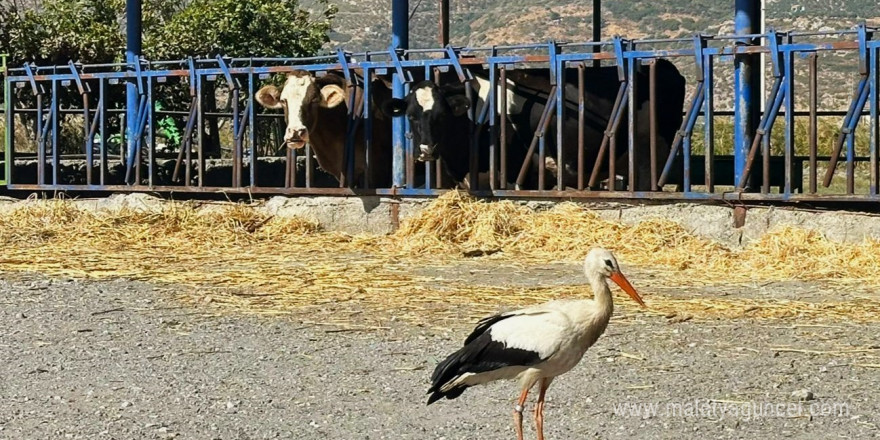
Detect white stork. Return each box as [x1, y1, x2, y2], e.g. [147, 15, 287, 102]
[426, 248, 646, 440]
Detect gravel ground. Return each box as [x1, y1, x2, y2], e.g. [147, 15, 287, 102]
[1, 273, 879, 440]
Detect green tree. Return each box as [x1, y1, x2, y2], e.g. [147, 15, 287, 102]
[1, 0, 336, 156]
[143, 0, 337, 156]
[145, 0, 337, 60]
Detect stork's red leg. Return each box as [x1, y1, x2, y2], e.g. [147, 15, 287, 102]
[535, 378, 551, 440]
[513, 387, 530, 440]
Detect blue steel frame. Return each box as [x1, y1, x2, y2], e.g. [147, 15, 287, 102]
[2, 26, 879, 202]
[734, 0, 762, 188]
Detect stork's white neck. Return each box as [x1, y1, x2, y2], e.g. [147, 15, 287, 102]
[587, 272, 614, 317]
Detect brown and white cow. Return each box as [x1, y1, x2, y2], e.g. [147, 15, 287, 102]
[255, 71, 392, 188]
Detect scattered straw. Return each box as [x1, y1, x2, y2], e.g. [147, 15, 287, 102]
[389, 191, 880, 287]
[0, 191, 878, 323]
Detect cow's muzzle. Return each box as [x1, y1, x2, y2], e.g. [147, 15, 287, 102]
[417, 144, 438, 161]
[285, 128, 309, 150]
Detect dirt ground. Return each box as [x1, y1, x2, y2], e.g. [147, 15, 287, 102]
[1, 257, 879, 440]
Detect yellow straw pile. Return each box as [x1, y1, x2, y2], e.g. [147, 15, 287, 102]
[0, 192, 877, 323]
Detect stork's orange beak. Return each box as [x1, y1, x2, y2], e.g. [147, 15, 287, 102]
[610, 271, 646, 307]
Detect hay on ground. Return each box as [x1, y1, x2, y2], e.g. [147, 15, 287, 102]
[0, 191, 878, 323]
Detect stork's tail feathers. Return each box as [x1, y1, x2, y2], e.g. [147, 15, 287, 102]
[426, 384, 468, 405]
[426, 345, 474, 405]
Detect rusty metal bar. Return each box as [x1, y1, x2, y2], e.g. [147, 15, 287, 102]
[516, 87, 557, 189]
[130, 93, 148, 185]
[146, 76, 154, 187]
[648, 60, 658, 191]
[762, 117, 770, 194]
[439, 0, 449, 46]
[608, 135, 616, 191]
[51, 78, 59, 186]
[86, 96, 101, 185]
[627, 56, 637, 191]
[554, 51, 565, 190]
[737, 78, 785, 190]
[82, 89, 92, 184]
[67, 61, 95, 184]
[418, 66, 432, 190]
[488, 62, 498, 190]
[466, 80, 478, 190]
[36, 92, 45, 185]
[342, 77, 363, 188]
[703, 55, 715, 192]
[405, 80, 414, 189]
[824, 77, 869, 188]
[305, 144, 313, 188]
[248, 71, 257, 188]
[499, 66, 508, 189]
[362, 67, 373, 189]
[99, 79, 107, 186]
[233, 101, 251, 177]
[847, 127, 855, 195]
[285, 145, 293, 188]
[119, 113, 125, 166]
[341, 66, 360, 188]
[538, 122, 546, 190]
[658, 81, 704, 187]
[588, 82, 627, 188]
[232, 86, 242, 188]
[577, 63, 586, 190]
[196, 73, 204, 186]
[809, 52, 818, 194]
[872, 45, 879, 196]
[783, 47, 795, 195]
[592, 0, 601, 69]
[430, 67, 442, 189]
[172, 98, 197, 184]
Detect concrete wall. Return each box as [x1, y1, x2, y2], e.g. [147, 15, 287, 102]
[257, 198, 880, 246]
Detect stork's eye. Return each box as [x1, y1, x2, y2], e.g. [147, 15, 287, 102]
[604, 259, 614, 269]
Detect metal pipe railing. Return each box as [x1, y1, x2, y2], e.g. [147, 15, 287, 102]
[1, 26, 877, 203]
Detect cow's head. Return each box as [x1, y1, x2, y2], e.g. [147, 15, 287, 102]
[255, 71, 347, 149]
[382, 81, 470, 161]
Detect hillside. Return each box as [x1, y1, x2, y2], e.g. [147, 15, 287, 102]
[303, 0, 878, 111]
[314, 0, 879, 49]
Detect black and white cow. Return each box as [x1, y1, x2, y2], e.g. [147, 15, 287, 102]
[380, 71, 533, 189]
[382, 60, 687, 191]
[255, 70, 393, 188]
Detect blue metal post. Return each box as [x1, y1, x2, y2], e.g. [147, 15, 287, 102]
[391, 0, 409, 188]
[125, 0, 142, 183]
[733, 0, 762, 187]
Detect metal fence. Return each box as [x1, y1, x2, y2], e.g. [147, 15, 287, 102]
[2, 26, 878, 202]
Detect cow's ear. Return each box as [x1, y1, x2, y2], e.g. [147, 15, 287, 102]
[374, 73, 394, 90]
[446, 95, 470, 116]
[319, 84, 346, 108]
[255, 85, 282, 109]
[381, 98, 408, 118]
